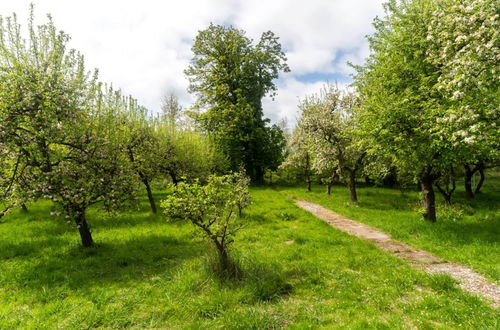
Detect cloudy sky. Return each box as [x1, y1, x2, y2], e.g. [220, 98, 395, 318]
[1, 0, 385, 127]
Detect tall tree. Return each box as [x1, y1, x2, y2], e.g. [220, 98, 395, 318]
[185, 24, 289, 183]
[353, 0, 455, 221]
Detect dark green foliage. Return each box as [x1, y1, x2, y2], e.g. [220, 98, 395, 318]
[185, 24, 289, 183]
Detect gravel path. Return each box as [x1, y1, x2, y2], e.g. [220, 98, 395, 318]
[295, 199, 500, 308]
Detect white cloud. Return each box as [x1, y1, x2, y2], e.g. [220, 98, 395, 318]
[1, 0, 385, 125]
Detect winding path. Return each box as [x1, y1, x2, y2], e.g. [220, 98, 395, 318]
[295, 199, 500, 308]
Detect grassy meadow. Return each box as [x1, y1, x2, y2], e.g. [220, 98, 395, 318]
[0, 185, 499, 328]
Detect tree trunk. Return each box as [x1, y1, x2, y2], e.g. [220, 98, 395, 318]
[464, 165, 474, 199]
[348, 169, 358, 203]
[475, 168, 485, 194]
[0, 205, 10, 219]
[435, 183, 451, 205]
[420, 175, 436, 222]
[305, 153, 311, 192]
[76, 210, 94, 247]
[254, 166, 264, 185]
[21, 203, 28, 212]
[326, 182, 332, 195]
[142, 177, 157, 213]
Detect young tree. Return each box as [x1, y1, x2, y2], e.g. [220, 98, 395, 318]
[185, 24, 289, 183]
[300, 85, 366, 202]
[161, 173, 251, 269]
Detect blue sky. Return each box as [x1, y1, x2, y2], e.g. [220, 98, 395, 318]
[1, 0, 385, 127]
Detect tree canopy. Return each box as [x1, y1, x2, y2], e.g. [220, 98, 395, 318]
[185, 24, 289, 183]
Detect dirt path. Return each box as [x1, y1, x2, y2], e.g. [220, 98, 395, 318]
[295, 199, 500, 308]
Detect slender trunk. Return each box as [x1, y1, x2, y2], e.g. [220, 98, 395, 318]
[435, 183, 451, 205]
[21, 203, 28, 212]
[326, 182, 332, 195]
[213, 238, 229, 270]
[142, 177, 157, 213]
[420, 175, 436, 222]
[475, 168, 485, 194]
[464, 165, 474, 199]
[76, 210, 94, 247]
[348, 169, 358, 203]
[305, 153, 311, 192]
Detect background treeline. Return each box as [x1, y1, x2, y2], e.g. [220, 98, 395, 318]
[0, 11, 232, 247]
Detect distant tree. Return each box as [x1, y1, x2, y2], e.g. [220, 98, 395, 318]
[160, 92, 183, 125]
[185, 24, 289, 183]
[280, 126, 314, 192]
[300, 85, 366, 202]
[162, 172, 251, 270]
[155, 122, 228, 185]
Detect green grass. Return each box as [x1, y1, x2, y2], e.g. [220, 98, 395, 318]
[0, 188, 498, 328]
[279, 171, 500, 284]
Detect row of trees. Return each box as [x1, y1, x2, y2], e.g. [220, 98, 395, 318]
[281, 0, 499, 222]
[0, 11, 229, 246]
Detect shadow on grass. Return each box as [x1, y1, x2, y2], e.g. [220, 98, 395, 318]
[204, 250, 294, 303]
[3, 233, 202, 293]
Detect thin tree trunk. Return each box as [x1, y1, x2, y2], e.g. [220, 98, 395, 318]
[421, 175, 436, 222]
[76, 210, 94, 247]
[464, 164, 474, 199]
[475, 168, 485, 194]
[326, 182, 332, 195]
[305, 153, 311, 192]
[348, 169, 358, 203]
[142, 177, 157, 213]
[435, 183, 451, 205]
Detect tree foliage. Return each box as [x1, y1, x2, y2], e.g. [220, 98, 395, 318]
[0, 10, 139, 246]
[161, 172, 251, 269]
[185, 24, 289, 183]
